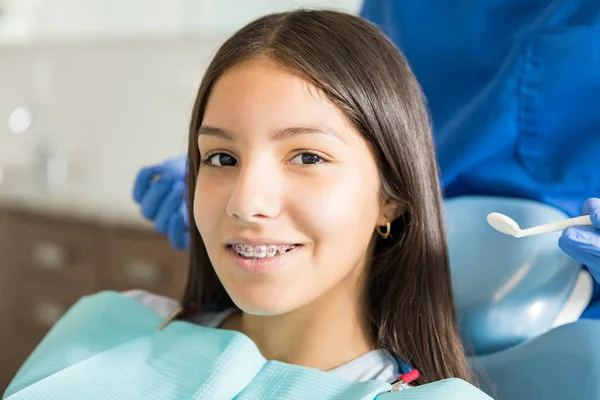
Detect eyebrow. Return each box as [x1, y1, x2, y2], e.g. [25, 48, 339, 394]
[198, 125, 345, 143]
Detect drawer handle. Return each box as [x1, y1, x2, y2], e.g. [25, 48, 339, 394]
[33, 300, 65, 327]
[124, 260, 162, 286]
[32, 242, 68, 271]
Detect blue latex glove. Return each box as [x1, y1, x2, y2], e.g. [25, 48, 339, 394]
[559, 198, 600, 281]
[132, 156, 189, 250]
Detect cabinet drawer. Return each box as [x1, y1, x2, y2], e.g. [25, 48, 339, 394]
[106, 228, 188, 300]
[0, 335, 31, 393]
[0, 285, 82, 392]
[5, 212, 104, 292]
[6, 285, 82, 344]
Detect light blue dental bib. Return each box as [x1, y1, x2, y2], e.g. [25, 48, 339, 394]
[3, 292, 491, 399]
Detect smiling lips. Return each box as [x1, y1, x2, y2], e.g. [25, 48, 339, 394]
[230, 243, 297, 259]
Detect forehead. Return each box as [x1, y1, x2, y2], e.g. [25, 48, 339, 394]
[202, 58, 353, 135]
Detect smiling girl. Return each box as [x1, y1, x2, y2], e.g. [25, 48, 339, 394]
[128, 9, 475, 388]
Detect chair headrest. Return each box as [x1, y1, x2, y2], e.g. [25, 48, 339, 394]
[444, 196, 582, 355]
[472, 320, 600, 400]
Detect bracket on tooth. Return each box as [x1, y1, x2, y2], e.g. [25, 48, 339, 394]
[233, 244, 296, 258]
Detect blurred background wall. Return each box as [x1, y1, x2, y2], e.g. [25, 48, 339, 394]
[0, 0, 361, 389]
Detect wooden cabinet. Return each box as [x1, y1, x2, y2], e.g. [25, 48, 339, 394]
[0, 208, 188, 392]
[105, 228, 188, 298]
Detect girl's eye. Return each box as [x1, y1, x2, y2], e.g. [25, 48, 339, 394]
[205, 153, 238, 167]
[290, 152, 326, 165]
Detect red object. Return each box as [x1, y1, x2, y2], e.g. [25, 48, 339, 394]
[181, 301, 199, 317]
[399, 369, 420, 384]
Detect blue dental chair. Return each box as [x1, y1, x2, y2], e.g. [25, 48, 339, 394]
[445, 196, 600, 399]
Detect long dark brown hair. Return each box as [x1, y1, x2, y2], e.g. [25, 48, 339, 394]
[181, 9, 476, 386]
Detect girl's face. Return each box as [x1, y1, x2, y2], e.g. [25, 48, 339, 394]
[195, 58, 393, 315]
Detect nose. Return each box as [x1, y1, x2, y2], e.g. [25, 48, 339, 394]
[226, 160, 282, 223]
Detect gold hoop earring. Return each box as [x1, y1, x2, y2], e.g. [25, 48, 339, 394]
[376, 221, 391, 239]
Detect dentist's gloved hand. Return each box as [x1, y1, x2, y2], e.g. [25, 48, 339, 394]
[559, 197, 600, 281]
[133, 155, 190, 250]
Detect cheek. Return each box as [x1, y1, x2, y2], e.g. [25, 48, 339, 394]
[295, 168, 381, 247]
[193, 176, 222, 246]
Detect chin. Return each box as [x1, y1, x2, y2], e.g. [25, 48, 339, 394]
[225, 282, 302, 316]
[214, 251, 310, 316]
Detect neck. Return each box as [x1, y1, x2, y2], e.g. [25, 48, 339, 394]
[223, 270, 375, 371]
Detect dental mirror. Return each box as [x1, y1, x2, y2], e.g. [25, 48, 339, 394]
[487, 212, 593, 238]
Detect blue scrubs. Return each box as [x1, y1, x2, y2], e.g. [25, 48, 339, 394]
[361, 0, 600, 217]
[361, 0, 600, 311]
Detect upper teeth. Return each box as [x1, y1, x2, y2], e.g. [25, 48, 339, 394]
[232, 244, 295, 258]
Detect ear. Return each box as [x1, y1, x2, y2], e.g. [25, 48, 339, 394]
[376, 198, 405, 226]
